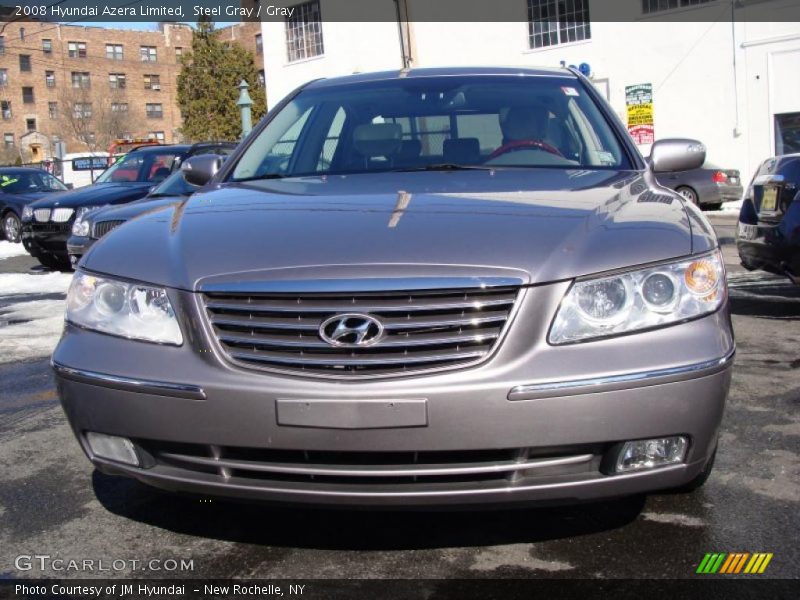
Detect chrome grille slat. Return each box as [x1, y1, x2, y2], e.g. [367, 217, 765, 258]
[202, 285, 519, 377]
[33, 208, 51, 222]
[92, 220, 125, 239]
[51, 207, 74, 223]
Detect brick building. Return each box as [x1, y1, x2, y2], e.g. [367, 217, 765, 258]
[0, 19, 264, 162]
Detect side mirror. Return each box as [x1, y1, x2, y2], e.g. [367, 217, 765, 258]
[649, 138, 706, 173]
[181, 154, 223, 187]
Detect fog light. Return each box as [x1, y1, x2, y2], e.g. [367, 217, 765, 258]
[615, 436, 688, 473]
[86, 432, 139, 466]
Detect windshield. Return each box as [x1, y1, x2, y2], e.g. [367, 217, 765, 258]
[95, 151, 180, 184]
[231, 75, 630, 181]
[0, 170, 67, 193]
[148, 170, 200, 197]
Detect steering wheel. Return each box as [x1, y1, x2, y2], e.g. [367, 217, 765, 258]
[487, 139, 564, 161]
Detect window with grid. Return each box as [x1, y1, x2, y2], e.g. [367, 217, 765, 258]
[106, 44, 124, 60]
[68, 42, 87, 58]
[140, 46, 158, 62]
[25, 118, 35, 132]
[109, 73, 126, 89]
[45, 71, 55, 88]
[4, 133, 13, 147]
[19, 55, 31, 72]
[255, 34, 263, 55]
[42, 39, 52, 54]
[642, 0, 714, 13]
[285, 0, 324, 63]
[0, 69, 7, 87]
[258, 70, 265, 88]
[144, 74, 161, 90]
[111, 103, 128, 113]
[148, 131, 165, 142]
[73, 103, 92, 119]
[22, 87, 34, 104]
[48, 102, 57, 119]
[0, 37, 5, 55]
[146, 103, 163, 118]
[1, 101, 11, 120]
[175, 47, 183, 57]
[71, 72, 91, 89]
[528, 0, 591, 49]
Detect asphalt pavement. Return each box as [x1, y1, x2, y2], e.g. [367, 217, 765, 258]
[0, 214, 798, 583]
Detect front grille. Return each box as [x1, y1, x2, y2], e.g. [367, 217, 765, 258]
[33, 208, 51, 222]
[30, 221, 70, 234]
[138, 441, 601, 488]
[202, 286, 520, 377]
[51, 207, 74, 223]
[92, 220, 125, 239]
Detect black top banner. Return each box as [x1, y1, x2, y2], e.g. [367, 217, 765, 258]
[0, 0, 798, 23]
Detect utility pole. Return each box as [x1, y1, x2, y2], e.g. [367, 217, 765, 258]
[237, 80, 253, 139]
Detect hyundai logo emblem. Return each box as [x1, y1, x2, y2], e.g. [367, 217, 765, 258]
[319, 313, 384, 348]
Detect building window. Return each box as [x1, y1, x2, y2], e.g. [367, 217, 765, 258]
[175, 46, 183, 57]
[0, 37, 5, 55]
[255, 34, 263, 55]
[0, 69, 7, 87]
[1, 101, 11, 120]
[105, 44, 124, 60]
[4, 133, 13, 148]
[285, 0, 324, 63]
[48, 102, 58, 119]
[19, 55, 31, 72]
[19, 27, 25, 41]
[22, 87, 34, 104]
[146, 103, 163, 119]
[71, 72, 91, 89]
[642, 0, 714, 13]
[140, 46, 158, 62]
[111, 102, 128, 113]
[42, 39, 52, 54]
[108, 73, 126, 89]
[73, 102, 92, 119]
[148, 131, 165, 142]
[143, 74, 161, 90]
[68, 42, 87, 58]
[258, 69, 265, 88]
[25, 118, 36, 132]
[45, 71, 56, 88]
[527, 0, 591, 49]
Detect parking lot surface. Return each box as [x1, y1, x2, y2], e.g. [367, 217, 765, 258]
[0, 214, 798, 580]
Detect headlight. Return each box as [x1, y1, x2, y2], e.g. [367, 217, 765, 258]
[71, 206, 100, 236]
[22, 205, 33, 220]
[66, 271, 183, 345]
[549, 250, 725, 344]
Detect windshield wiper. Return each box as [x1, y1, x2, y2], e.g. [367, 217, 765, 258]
[392, 163, 494, 173]
[234, 173, 287, 182]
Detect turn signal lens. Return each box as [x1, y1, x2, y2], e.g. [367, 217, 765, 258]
[685, 260, 719, 297]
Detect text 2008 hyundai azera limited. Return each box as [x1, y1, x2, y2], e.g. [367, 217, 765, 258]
[53, 68, 734, 507]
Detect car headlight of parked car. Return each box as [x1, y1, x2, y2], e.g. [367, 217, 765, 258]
[549, 250, 725, 344]
[66, 271, 183, 345]
[22, 205, 33, 220]
[71, 206, 101, 236]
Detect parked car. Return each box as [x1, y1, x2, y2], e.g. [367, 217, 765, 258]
[21, 142, 236, 270]
[0, 167, 69, 243]
[67, 169, 203, 266]
[737, 153, 800, 283]
[54, 67, 733, 508]
[655, 161, 743, 209]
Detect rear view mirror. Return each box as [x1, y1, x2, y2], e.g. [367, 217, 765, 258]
[181, 154, 223, 187]
[649, 139, 706, 173]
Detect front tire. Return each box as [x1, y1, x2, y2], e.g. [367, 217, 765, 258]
[2, 211, 21, 243]
[673, 445, 716, 493]
[676, 186, 699, 206]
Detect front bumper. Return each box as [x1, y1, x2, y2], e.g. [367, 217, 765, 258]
[21, 219, 71, 258]
[737, 220, 800, 277]
[66, 234, 95, 265]
[53, 282, 735, 507]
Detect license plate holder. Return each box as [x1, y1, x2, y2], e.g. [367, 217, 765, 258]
[761, 186, 778, 212]
[276, 398, 428, 429]
[737, 222, 758, 241]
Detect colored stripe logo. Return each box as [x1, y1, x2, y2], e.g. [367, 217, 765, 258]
[696, 553, 773, 574]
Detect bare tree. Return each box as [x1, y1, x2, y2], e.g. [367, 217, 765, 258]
[59, 84, 144, 153]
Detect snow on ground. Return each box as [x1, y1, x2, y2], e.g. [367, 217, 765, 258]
[0, 272, 73, 296]
[0, 299, 65, 363]
[0, 241, 28, 260]
[718, 199, 743, 215]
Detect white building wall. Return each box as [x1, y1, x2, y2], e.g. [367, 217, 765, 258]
[262, 0, 800, 180]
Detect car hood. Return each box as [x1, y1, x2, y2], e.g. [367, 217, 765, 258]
[83, 169, 714, 290]
[0, 191, 53, 205]
[28, 182, 152, 209]
[88, 196, 184, 223]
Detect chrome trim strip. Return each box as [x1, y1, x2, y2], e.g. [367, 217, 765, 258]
[508, 348, 735, 401]
[52, 362, 206, 400]
[754, 174, 784, 185]
[158, 452, 595, 478]
[199, 276, 524, 294]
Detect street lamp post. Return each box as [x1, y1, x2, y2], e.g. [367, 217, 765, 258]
[237, 79, 254, 139]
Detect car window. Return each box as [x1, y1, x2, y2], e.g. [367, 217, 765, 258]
[95, 152, 178, 184]
[231, 76, 629, 181]
[0, 170, 67, 193]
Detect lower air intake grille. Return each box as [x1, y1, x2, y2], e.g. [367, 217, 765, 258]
[201, 285, 520, 377]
